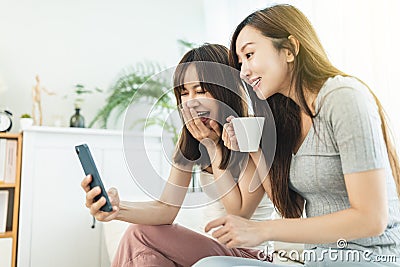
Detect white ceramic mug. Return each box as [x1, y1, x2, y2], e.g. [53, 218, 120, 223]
[231, 117, 265, 152]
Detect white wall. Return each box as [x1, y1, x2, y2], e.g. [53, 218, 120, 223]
[0, 0, 206, 130]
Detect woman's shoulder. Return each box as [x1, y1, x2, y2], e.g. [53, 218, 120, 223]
[321, 75, 369, 97]
[316, 75, 375, 113]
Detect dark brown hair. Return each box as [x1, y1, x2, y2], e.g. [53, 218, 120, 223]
[230, 4, 400, 217]
[173, 44, 248, 172]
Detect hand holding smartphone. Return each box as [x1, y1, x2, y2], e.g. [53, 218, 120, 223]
[75, 144, 113, 212]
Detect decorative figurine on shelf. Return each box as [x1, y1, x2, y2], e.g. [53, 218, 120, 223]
[32, 75, 55, 126]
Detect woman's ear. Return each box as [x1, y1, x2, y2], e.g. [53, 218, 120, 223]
[286, 35, 300, 63]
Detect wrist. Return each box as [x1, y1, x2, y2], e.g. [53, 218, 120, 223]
[206, 144, 223, 166]
[204, 141, 221, 153]
[260, 219, 274, 241]
[115, 202, 126, 220]
[201, 138, 218, 151]
[249, 148, 261, 159]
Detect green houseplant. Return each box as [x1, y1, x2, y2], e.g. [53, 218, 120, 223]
[89, 40, 196, 144]
[72, 84, 102, 109]
[20, 113, 32, 119]
[88, 63, 179, 141]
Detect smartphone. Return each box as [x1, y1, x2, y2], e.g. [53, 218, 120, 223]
[75, 144, 113, 212]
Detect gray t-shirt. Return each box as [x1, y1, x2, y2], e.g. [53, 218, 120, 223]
[289, 75, 400, 255]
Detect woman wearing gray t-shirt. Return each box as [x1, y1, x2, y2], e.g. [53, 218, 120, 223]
[195, 4, 400, 267]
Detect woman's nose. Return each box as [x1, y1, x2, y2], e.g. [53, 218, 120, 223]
[240, 61, 250, 80]
[185, 97, 200, 108]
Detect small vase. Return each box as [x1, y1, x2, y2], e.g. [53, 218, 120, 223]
[70, 108, 85, 128]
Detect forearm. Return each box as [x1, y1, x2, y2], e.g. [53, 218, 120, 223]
[211, 167, 248, 217]
[207, 146, 260, 218]
[116, 200, 179, 225]
[115, 163, 191, 225]
[262, 207, 385, 244]
[249, 149, 272, 198]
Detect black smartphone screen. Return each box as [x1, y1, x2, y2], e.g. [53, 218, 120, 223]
[75, 144, 113, 212]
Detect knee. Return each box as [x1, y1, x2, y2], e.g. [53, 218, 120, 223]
[122, 224, 176, 244]
[112, 225, 163, 266]
[123, 224, 155, 241]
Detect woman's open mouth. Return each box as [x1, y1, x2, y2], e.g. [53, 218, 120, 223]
[197, 111, 210, 124]
[251, 78, 261, 91]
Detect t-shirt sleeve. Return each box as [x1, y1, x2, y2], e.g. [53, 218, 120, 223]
[323, 85, 387, 174]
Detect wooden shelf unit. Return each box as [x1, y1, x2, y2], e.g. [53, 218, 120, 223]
[0, 133, 22, 267]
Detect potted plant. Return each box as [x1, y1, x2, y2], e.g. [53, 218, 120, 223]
[89, 40, 196, 143]
[20, 113, 34, 131]
[89, 62, 180, 141]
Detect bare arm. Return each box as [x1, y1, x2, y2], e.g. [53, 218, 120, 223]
[180, 108, 265, 219]
[206, 145, 265, 219]
[82, 163, 193, 225]
[222, 117, 272, 201]
[263, 169, 387, 243]
[249, 148, 272, 199]
[206, 169, 388, 248]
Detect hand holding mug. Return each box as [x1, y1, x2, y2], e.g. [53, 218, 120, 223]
[224, 116, 265, 152]
[222, 116, 239, 151]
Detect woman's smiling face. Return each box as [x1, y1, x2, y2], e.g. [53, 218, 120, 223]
[236, 25, 292, 100]
[180, 64, 219, 128]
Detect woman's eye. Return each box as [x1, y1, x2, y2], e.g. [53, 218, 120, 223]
[180, 92, 188, 96]
[196, 90, 206, 94]
[246, 53, 253, 59]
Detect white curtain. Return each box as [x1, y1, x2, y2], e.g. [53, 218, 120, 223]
[203, 0, 400, 144]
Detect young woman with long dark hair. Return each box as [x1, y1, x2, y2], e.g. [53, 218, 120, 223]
[81, 44, 274, 266]
[196, 4, 400, 266]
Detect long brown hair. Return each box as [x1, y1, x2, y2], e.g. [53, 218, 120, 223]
[230, 4, 400, 217]
[173, 44, 248, 173]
